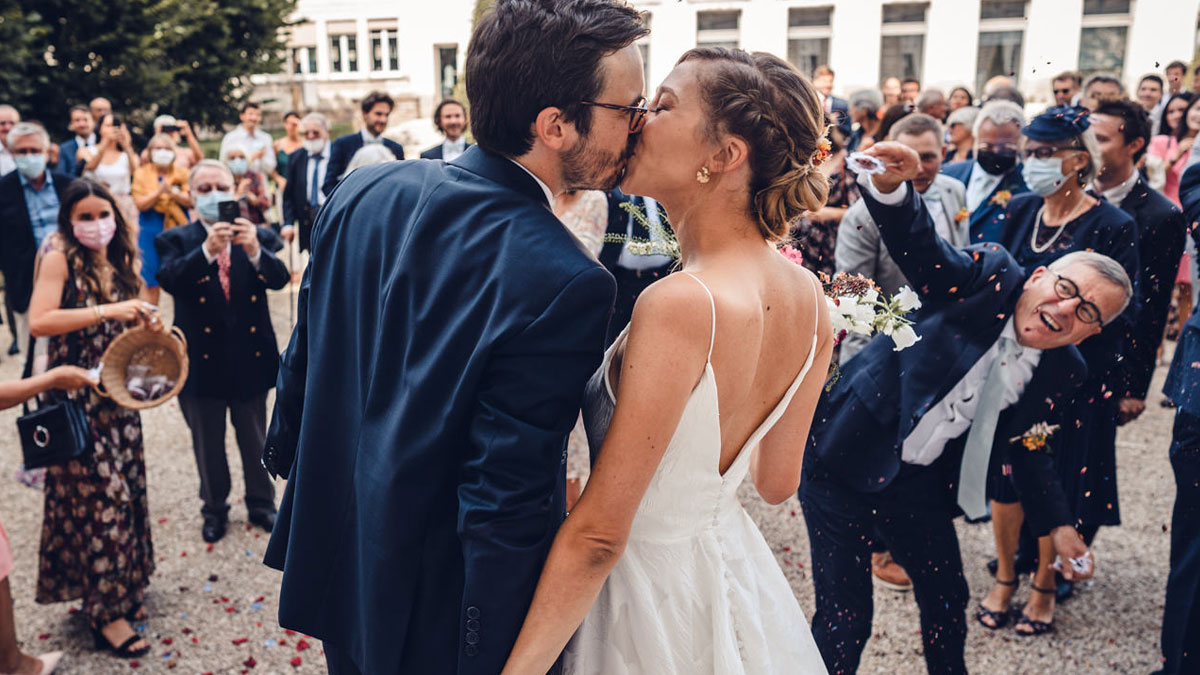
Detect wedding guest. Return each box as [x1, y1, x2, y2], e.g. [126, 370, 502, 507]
[1160, 161, 1200, 675]
[0, 104, 18, 175]
[942, 100, 1028, 243]
[280, 113, 329, 252]
[1052, 71, 1082, 107]
[915, 87, 947, 122]
[847, 89, 883, 152]
[273, 111, 303, 183]
[323, 91, 405, 196]
[222, 144, 269, 225]
[1149, 94, 1200, 205]
[1139, 74, 1167, 135]
[881, 76, 902, 105]
[80, 114, 140, 226]
[420, 99, 472, 160]
[989, 106, 1140, 618]
[876, 103, 913, 142]
[794, 128, 858, 279]
[837, 113, 968, 362]
[900, 77, 920, 103]
[598, 191, 675, 345]
[28, 178, 163, 659]
[944, 105, 978, 163]
[219, 102, 275, 177]
[982, 84, 1025, 108]
[812, 64, 852, 138]
[803, 140, 1122, 674]
[341, 144, 397, 179]
[87, 98, 111, 123]
[1166, 60, 1188, 96]
[0, 123, 73, 355]
[1156, 93, 1194, 144]
[1081, 72, 1124, 110]
[948, 86, 974, 113]
[131, 134, 192, 305]
[147, 115, 202, 170]
[155, 159, 288, 543]
[56, 106, 94, 176]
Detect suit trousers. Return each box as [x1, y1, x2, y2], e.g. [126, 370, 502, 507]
[1163, 410, 1200, 674]
[799, 454, 969, 675]
[178, 392, 276, 519]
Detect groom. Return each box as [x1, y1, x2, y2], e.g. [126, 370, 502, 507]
[260, 1, 648, 673]
[800, 142, 1132, 674]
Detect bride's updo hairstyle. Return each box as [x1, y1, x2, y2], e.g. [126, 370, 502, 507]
[677, 47, 830, 242]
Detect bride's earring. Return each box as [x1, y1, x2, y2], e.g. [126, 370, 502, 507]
[696, 166, 711, 184]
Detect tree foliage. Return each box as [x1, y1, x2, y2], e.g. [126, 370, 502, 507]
[0, 0, 295, 138]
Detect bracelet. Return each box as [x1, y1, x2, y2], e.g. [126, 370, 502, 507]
[94, 305, 105, 322]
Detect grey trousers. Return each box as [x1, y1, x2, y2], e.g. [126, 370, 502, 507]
[178, 392, 276, 519]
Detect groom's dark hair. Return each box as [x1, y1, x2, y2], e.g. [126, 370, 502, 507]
[466, 0, 647, 157]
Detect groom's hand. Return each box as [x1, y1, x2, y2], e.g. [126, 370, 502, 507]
[1050, 525, 1095, 581]
[864, 141, 920, 194]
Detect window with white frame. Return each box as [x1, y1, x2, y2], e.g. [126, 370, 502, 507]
[330, 33, 358, 73]
[880, 3, 928, 81]
[697, 11, 739, 50]
[370, 27, 399, 72]
[291, 47, 317, 75]
[1078, 0, 1131, 80]
[787, 7, 832, 77]
[976, 0, 1026, 94]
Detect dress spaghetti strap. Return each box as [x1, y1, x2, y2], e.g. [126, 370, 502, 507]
[679, 271, 717, 363]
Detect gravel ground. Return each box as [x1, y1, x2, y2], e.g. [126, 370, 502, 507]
[0, 278, 1177, 674]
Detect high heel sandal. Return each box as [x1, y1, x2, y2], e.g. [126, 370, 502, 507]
[91, 626, 151, 658]
[1014, 584, 1057, 636]
[975, 576, 1019, 629]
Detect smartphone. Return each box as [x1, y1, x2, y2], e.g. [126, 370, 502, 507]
[161, 124, 179, 134]
[217, 200, 240, 224]
[110, 115, 122, 127]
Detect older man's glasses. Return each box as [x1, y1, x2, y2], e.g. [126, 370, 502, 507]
[579, 97, 649, 133]
[1053, 273, 1103, 324]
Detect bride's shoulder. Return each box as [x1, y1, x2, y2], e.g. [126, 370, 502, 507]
[626, 273, 714, 346]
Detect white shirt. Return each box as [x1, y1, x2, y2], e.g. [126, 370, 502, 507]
[902, 319, 1042, 465]
[1091, 167, 1139, 207]
[199, 218, 263, 269]
[617, 197, 674, 270]
[925, 199, 955, 244]
[0, 147, 13, 175]
[76, 133, 96, 148]
[361, 129, 383, 145]
[220, 125, 276, 175]
[965, 161, 1004, 212]
[505, 158, 555, 208]
[442, 138, 466, 162]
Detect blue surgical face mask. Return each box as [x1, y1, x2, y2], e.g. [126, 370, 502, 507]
[195, 190, 233, 222]
[227, 158, 249, 176]
[1021, 157, 1067, 197]
[14, 153, 47, 180]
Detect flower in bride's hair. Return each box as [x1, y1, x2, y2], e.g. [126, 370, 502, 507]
[895, 286, 922, 312]
[779, 244, 804, 266]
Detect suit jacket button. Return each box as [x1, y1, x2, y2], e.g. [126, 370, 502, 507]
[250, 325, 257, 333]
[204, 327, 211, 334]
[466, 619, 479, 631]
[202, 353, 209, 360]
[250, 294, 258, 303]
[466, 606, 480, 619]
[255, 351, 261, 358]
[465, 645, 478, 656]
[465, 631, 479, 645]
[199, 296, 206, 304]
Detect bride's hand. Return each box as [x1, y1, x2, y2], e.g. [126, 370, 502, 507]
[864, 141, 920, 194]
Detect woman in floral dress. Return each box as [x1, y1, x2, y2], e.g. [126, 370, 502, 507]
[28, 178, 164, 659]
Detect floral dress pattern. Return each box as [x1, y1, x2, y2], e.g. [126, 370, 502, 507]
[793, 164, 860, 279]
[36, 272, 153, 627]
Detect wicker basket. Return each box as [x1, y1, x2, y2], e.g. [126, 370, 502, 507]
[95, 325, 189, 410]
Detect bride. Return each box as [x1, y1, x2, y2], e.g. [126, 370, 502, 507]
[502, 47, 834, 674]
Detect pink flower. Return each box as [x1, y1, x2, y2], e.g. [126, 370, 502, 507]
[779, 245, 804, 266]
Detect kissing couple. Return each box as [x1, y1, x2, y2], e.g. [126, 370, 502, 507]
[261, 0, 834, 672]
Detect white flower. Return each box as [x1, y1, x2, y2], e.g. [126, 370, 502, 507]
[891, 324, 922, 351]
[827, 297, 853, 334]
[895, 286, 922, 312]
[860, 288, 879, 304]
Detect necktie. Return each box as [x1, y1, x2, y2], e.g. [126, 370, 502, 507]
[309, 155, 322, 208]
[217, 246, 231, 302]
[957, 336, 1022, 519]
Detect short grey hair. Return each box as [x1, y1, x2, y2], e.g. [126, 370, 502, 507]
[153, 114, 177, 131]
[343, 144, 396, 177]
[147, 133, 177, 149]
[7, 122, 49, 149]
[0, 104, 19, 120]
[1047, 251, 1133, 323]
[1083, 72, 1124, 96]
[946, 105, 979, 130]
[888, 112, 944, 143]
[189, 159, 234, 189]
[301, 112, 328, 131]
[849, 89, 884, 115]
[972, 100, 1025, 156]
[915, 88, 945, 113]
[220, 143, 249, 163]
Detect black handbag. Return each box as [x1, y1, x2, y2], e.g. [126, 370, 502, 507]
[16, 281, 91, 469]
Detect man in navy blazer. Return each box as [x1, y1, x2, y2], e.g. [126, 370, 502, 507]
[261, 2, 647, 672]
[321, 91, 405, 197]
[800, 142, 1131, 674]
[56, 105, 94, 176]
[419, 98, 473, 161]
[280, 113, 331, 253]
[941, 100, 1029, 244]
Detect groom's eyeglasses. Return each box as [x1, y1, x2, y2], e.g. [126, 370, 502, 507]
[579, 97, 649, 133]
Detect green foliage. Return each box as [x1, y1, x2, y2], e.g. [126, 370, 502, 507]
[0, 0, 295, 138]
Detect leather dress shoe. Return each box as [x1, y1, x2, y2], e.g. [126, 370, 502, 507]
[249, 511, 276, 533]
[201, 515, 227, 543]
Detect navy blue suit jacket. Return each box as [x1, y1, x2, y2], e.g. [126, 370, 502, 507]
[154, 221, 288, 399]
[321, 132, 405, 197]
[262, 146, 615, 674]
[0, 170, 73, 313]
[829, 95, 852, 139]
[420, 140, 473, 160]
[1165, 164, 1200, 417]
[807, 182, 1083, 536]
[56, 138, 86, 176]
[941, 159, 1028, 243]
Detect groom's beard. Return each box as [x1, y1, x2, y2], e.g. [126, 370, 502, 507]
[561, 135, 631, 191]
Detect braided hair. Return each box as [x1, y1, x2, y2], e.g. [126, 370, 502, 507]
[677, 47, 830, 242]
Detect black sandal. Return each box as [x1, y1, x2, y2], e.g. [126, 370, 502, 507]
[91, 626, 151, 657]
[975, 577, 1019, 629]
[125, 604, 148, 622]
[1014, 585, 1056, 636]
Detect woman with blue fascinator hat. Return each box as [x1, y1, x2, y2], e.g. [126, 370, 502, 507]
[976, 104, 1141, 638]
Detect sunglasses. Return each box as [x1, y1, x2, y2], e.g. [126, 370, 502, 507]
[1053, 88, 1074, 95]
[579, 97, 649, 133]
[1052, 273, 1103, 325]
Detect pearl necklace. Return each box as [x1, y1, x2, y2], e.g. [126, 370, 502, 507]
[1030, 196, 1089, 254]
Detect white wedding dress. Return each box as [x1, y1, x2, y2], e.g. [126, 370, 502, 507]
[564, 272, 828, 674]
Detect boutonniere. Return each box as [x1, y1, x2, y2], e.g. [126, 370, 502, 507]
[990, 190, 1012, 208]
[955, 207, 969, 223]
[1010, 422, 1060, 452]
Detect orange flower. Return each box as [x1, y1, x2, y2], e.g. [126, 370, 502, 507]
[990, 190, 1012, 207]
[955, 207, 969, 222]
